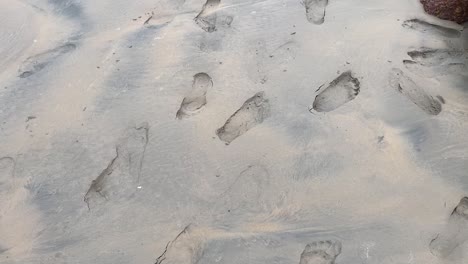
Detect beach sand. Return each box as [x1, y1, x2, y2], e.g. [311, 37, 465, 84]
[0, 0, 468, 263]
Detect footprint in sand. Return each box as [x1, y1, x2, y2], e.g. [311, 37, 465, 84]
[84, 123, 149, 209]
[402, 19, 461, 38]
[83, 148, 118, 208]
[176, 73, 212, 119]
[303, 0, 328, 25]
[155, 224, 204, 264]
[18, 43, 76, 78]
[403, 60, 467, 78]
[407, 48, 467, 67]
[216, 92, 270, 144]
[223, 165, 271, 213]
[120, 123, 149, 184]
[404, 48, 467, 78]
[429, 197, 468, 258]
[389, 68, 442, 115]
[312, 71, 360, 112]
[194, 0, 221, 32]
[299, 240, 342, 264]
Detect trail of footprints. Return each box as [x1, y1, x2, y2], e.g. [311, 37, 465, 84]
[0, 1, 458, 263]
[153, 199, 468, 263]
[176, 70, 360, 144]
[176, 74, 270, 144]
[389, 18, 467, 116]
[161, 11, 468, 264]
[153, 197, 468, 263]
[15, 1, 462, 262]
[195, 0, 330, 28]
[155, 223, 342, 264]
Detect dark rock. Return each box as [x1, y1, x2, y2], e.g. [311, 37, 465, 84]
[420, 0, 468, 24]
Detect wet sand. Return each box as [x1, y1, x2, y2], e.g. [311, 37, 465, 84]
[0, 0, 468, 263]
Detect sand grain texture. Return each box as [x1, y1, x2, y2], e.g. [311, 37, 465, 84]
[1, 0, 468, 263]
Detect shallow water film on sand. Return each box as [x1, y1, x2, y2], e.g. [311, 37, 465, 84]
[0, 0, 468, 263]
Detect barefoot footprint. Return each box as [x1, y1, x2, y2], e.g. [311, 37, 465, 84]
[84, 123, 149, 209]
[388, 68, 442, 115]
[407, 48, 467, 67]
[303, 0, 328, 25]
[194, 0, 220, 32]
[18, 43, 76, 78]
[176, 73, 212, 119]
[402, 19, 461, 38]
[299, 240, 342, 264]
[216, 92, 270, 144]
[404, 48, 467, 77]
[429, 197, 468, 258]
[155, 225, 204, 264]
[312, 71, 360, 112]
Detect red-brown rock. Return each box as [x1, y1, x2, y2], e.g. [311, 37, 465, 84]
[420, 0, 468, 24]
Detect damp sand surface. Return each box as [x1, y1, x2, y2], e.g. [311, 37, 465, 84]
[1, 0, 468, 263]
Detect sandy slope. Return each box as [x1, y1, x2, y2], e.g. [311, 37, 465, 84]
[0, 0, 467, 263]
